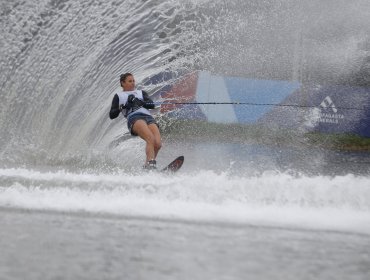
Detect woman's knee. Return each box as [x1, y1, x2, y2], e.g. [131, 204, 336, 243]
[144, 134, 156, 146]
[154, 140, 162, 151]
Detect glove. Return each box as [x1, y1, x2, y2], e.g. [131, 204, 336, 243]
[133, 97, 145, 107]
[125, 94, 135, 109]
[127, 94, 135, 104]
[126, 94, 145, 108]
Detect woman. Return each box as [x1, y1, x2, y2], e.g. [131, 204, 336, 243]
[109, 73, 161, 170]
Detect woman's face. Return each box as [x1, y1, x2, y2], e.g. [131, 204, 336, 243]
[122, 75, 135, 91]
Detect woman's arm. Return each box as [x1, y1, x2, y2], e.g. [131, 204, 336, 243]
[109, 94, 121, 119]
[142, 90, 155, 109]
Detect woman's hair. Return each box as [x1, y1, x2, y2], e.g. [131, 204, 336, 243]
[120, 73, 132, 83]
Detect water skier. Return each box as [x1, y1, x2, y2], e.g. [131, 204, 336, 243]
[109, 73, 161, 170]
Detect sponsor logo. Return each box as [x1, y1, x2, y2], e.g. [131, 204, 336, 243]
[320, 96, 337, 113]
[317, 96, 344, 124]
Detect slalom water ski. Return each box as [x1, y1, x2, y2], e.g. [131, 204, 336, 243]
[161, 156, 184, 173]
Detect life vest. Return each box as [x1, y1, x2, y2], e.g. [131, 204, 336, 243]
[116, 90, 151, 118]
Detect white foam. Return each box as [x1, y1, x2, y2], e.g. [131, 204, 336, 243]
[1, 168, 370, 234]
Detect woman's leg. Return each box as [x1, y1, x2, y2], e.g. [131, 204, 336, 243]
[148, 123, 162, 158]
[132, 120, 156, 163]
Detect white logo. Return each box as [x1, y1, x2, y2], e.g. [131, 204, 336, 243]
[317, 96, 344, 124]
[304, 95, 345, 128]
[320, 96, 337, 113]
